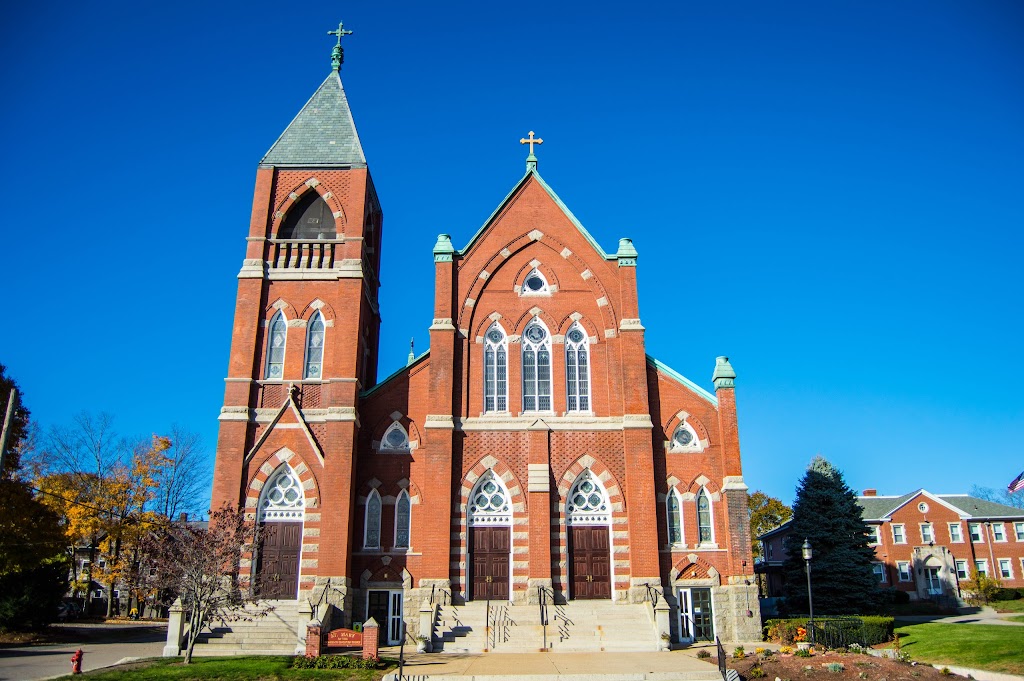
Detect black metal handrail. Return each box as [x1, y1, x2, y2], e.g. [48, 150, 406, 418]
[429, 585, 452, 606]
[716, 636, 727, 681]
[643, 583, 661, 607]
[538, 586, 551, 649]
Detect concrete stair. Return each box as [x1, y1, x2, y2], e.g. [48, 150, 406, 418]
[433, 600, 660, 654]
[190, 600, 302, 656]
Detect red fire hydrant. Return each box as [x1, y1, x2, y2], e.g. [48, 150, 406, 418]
[70, 649, 83, 675]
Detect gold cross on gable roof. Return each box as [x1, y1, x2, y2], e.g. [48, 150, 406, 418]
[520, 131, 543, 155]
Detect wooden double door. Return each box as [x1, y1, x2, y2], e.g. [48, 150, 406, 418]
[256, 521, 302, 599]
[570, 525, 611, 599]
[471, 526, 510, 600]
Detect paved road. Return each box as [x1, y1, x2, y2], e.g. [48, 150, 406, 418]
[0, 623, 166, 681]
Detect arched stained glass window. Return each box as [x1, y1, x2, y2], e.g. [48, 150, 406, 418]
[304, 312, 325, 379]
[395, 490, 411, 548]
[484, 323, 508, 412]
[522, 319, 552, 411]
[265, 312, 287, 379]
[364, 490, 382, 549]
[380, 422, 410, 452]
[565, 323, 590, 411]
[468, 470, 512, 526]
[697, 488, 713, 544]
[279, 192, 336, 239]
[566, 470, 611, 525]
[667, 491, 682, 545]
[259, 466, 305, 521]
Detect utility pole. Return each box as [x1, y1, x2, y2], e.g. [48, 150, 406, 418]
[0, 387, 17, 475]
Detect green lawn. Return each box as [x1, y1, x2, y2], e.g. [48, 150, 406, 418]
[52, 656, 394, 680]
[992, 599, 1024, 613]
[894, 622, 1024, 676]
[1007, 615, 1024, 624]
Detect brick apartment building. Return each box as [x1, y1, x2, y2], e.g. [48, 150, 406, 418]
[209, 33, 761, 647]
[758, 489, 1024, 602]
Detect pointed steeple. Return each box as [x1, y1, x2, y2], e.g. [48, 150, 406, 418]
[260, 71, 366, 168]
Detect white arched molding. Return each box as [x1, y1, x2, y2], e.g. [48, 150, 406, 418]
[468, 470, 512, 526]
[518, 267, 551, 296]
[265, 311, 287, 380]
[566, 469, 611, 525]
[564, 322, 591, 412]
[364, 489, 382, 549]
[394, 490, 412, 549]
[696, 487, 715, 546]
[379, 421, 411, 453]
[483, 323, 508, 413]
[666, 489, 683, 546]
[521, 318, 552, 412]
[669, 415, 706, 453]
[258, 465, 306, 522]
[303, 311, 325, 379]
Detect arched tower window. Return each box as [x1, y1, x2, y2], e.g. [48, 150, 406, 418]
[278, 192, 336, 239]
[565, 323, 590, 412]
[667, 490, 683, 545]
[468, 470, 512, 526]
[304, 312, 325, 379]
[395, 490, 411, 549]
[265, 312, 287, 380]
[566, 470, 611, 525]
[380, 422, 410, 452]
[483, 323, 508, 412]
[522, 319, 552, 411]
[364, 489, 382, 549]
[258, 466, 305, 522]
[697, 488, 714, 544]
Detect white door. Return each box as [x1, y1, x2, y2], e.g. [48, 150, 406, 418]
[388, 592, 404, 645]
[924, 568, 942, 595]
[677, 589, 694, 643]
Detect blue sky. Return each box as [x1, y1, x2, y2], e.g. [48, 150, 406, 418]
[1, 1, 1021, 507]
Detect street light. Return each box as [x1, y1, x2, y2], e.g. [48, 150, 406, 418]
[802, 538, 815, 644]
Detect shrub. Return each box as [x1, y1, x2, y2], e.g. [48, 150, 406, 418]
[826, 663, 845, 673]
[859, 616, 895, 645]
[993, 588, 1021, 601]
[750, 667, 767, 678]
[696, 649, 712, 659]
[892, 590, 911, 605]
[795, 648, 812, 658]
[291, 655, 384, 670]
[734, 646, 746, 659]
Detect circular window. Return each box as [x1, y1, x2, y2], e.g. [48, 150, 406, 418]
[673, 425, 694, 448]
[385, 428, 407, 448]
[567, 328, 585, 343]
[918, 502, 929, 513]
[525, 274, 545, 292]
[487, 329, 504, 343]
[525, 325, 547, 343]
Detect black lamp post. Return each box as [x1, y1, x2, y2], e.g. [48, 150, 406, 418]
[802, 538, 815, 644]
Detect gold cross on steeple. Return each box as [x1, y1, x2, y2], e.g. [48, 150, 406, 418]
[520, 131, 544, 155]
[328, 21, 354, 71]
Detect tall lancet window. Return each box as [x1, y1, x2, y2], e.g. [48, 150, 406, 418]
[667, 491, 683, 545]
[521, 319, 552, 411]
[364, 489, 382, 549]
[484, 323, 508, 412]
[394, 490, 411, 549]
[565, 323, 590, 411]
[304, 312, 325, 379]
[697, 488, 714, 544]
[265, 312, 287, 380]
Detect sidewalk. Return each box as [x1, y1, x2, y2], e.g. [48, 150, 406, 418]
[0, 623, 166, 681]
[895, 606, 1024, 626]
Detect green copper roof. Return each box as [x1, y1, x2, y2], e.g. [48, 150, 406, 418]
[260, 71, 366, 168]
[645, 355, 719, 406]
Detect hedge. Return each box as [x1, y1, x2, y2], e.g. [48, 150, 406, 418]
[992, 588, 1021, 601]
[764, 616, 894, 646]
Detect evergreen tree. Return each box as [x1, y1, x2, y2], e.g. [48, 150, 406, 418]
[781, 456, 879, 615]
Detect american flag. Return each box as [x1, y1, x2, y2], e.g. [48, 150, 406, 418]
[1009, 471, 1024, 494]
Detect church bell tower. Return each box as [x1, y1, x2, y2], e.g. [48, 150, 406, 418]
[211, 22, 380, 611]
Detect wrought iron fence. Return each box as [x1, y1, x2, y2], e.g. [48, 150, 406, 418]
[716, 636, 727, 681]
[808, 617, 866, 648]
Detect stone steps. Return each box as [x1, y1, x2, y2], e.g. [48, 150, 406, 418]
[188, 600, 302, 657]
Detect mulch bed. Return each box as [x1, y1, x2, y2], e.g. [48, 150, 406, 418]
[727, 650, 957, 681]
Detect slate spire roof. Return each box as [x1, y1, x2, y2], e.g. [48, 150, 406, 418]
[259, 71, 366, 168]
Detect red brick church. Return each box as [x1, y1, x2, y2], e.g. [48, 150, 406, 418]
[210, 28, 760, 650]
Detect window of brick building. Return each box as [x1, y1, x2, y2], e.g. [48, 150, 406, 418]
[955, 560, 969, 580]
[565, 324, 590, 412]
[519, 268, 550, 296]
[265, 312, 287, 380]
[666, 491, 683, 545]
[992, 523, 1006, 542]
[394, 490, 411, 549]
[872, 563, 886, 583]
[969, 523, 983, 542]
[897, 562, 912, 582]
[920, 523, 933, 543]
[974, 559, 988, 577]
[303, 312, 325, 379]
[278, 192, 336, 239]
[892, 524, 905, 544]
[998, 558, 1013, 580]
[521, 320, 552, 412]
[1016, 522, 1024, 542]
[948, 523, 963, 543]
[697, 489, 714, 544]
[364, 490, 382, 550]
[867, 526, 880, 545]
[483, 323, 508, 412]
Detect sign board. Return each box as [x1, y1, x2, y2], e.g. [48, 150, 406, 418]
[327, 628, 363, 647]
